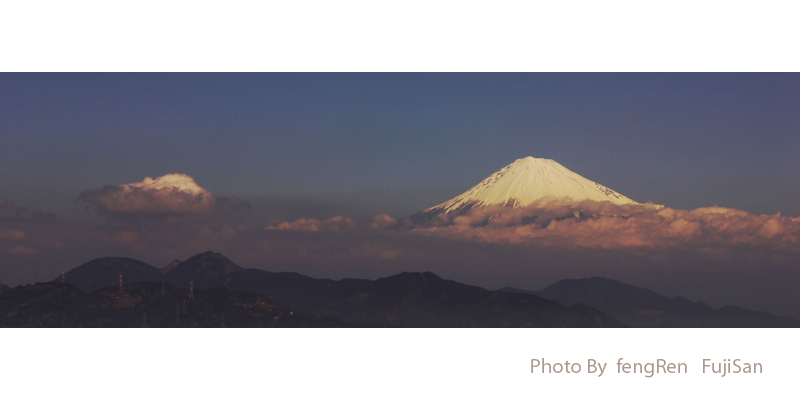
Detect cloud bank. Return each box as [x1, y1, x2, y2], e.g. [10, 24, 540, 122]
[80, 174, 217, 215]
[262, 200, 800, 252]
[408, 200, 800, 250]
[6, 196, 800, 317]
[265, 214, 400, 232]
[265, 215, 359, 232]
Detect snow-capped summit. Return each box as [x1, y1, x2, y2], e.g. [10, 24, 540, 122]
[411, 157, 639, 222]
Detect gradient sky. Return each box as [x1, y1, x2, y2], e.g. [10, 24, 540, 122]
[4, 73, 800, 316]
[3, 73, 800, 219]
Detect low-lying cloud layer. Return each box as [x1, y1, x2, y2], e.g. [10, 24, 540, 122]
[265, 214, 401, 232]
[266, 216, 359, 232]
[409, 201, 800, 250]
[6, 193, 800, 317]
[264, 200, 800, 252]
[80, 174, 217, 215]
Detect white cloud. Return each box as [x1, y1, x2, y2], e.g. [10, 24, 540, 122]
[81, 173, 217, 214]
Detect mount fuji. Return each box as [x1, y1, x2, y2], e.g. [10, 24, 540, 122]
[410, 156, 640, 223]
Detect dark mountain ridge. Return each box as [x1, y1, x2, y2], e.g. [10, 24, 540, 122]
[46, 251, 796, 327]
[43, 251, 623, 328]
[160, 253, 625, 327]
[499, 277, 800, 327]
[57, 257, 163, 292]
[0, 281, 357, 328]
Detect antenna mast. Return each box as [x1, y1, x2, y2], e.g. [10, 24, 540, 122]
[61, 269, 65, 283]
[189, 279, 194, 300]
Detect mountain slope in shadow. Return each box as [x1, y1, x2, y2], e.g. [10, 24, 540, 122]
[56, 257, 163, 292]
[499, 277, 800, 327]
[161, 252, 624, 327]
[51, 251, 624, 328]
[0, 282, 358, 328]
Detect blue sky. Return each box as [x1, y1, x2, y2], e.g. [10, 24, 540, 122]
[2, 73, 800, 218]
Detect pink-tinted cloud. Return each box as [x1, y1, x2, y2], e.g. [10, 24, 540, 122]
[0, 230, 25, 240]
[6, 199, 800, 317]
[80, 173, 217, 215]
[7, 245, 37, 255]
[263, 214, 398, 233]
[349, 242, 404, 259]
[265, 216, 359, 232]
[369, 214, 399, 230]
[408, 200, 800, 251]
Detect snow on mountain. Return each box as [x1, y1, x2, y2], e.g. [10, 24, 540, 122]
[413, 157, 639, 221]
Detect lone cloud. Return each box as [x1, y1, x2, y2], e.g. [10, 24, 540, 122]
[80, 173, 217, 215]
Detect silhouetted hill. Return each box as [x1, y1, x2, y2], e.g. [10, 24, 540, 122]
[53, 257, 163, 292]
[252, 271, 624, 327]
[162, 252, 624, 327]
[163, 251, 244, 288]
[49, 251, 796, 327]
[499, 277, 800, 327]
[0, 282, 85, 327]
[52, 251, 624, 327]
[0, 282, 357, 328]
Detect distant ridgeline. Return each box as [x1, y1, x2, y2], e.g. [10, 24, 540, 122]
[0, 251, 622, 328]
[0, 281, 355, 328]
[499, 277, 800, 328]
[0, 250, 795, 328]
